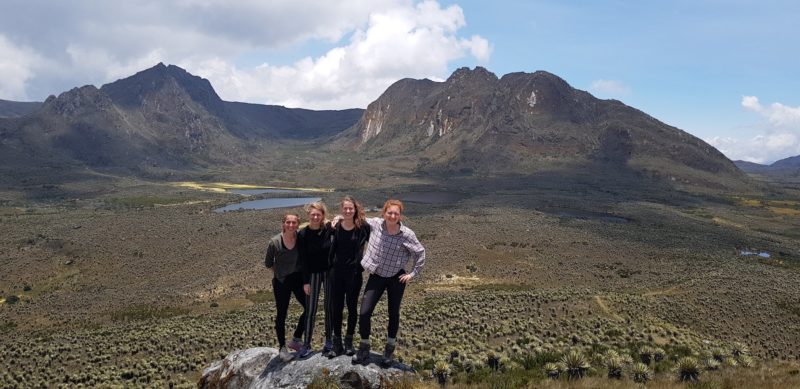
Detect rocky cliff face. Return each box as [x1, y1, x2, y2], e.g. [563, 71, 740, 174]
[343, 67, 743, 187]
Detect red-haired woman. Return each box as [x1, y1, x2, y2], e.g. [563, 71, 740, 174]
[324, 196, 371, 358]
[352, 199, 426, 366]
[264, 213, 307, 362]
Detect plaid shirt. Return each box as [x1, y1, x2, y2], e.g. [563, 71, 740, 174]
[361, 217, 426, 278]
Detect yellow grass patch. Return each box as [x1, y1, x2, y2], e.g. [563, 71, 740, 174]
[174, 181, 334, 193]
[737, 197, 762, 207]
[768, 207, 800, 217]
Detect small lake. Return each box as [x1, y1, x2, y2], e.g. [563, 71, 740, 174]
[740, 250, 770, 258]
[228, 188, 303, 196]
[214, 197, 322, 213]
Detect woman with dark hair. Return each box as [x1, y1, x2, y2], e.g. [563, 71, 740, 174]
[296, 201, 334, 358]
[324, 196, 371, 358]
[352, 199, 425, 367]
[264, 213, 306, 362]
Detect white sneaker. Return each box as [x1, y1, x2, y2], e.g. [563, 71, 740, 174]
[279, 346, 294, 362]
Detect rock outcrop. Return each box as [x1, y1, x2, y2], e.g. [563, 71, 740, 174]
[198, 347, 416, 389]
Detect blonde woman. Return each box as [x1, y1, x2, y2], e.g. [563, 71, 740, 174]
[296, 201, 334, 357]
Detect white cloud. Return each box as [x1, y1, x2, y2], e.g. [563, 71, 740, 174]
[188, 1, 491, 109]
[741, 95, 800, 129]
[588, 79, 631, 98]
[707, 134, 800, 164]
[705, 96, 800, 164]
[0, 35, 45, 100]
[0, 0, 490, 108]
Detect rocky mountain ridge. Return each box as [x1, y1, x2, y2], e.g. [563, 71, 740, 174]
[0, 63, 362, 181]
[339, 66, 744, 188]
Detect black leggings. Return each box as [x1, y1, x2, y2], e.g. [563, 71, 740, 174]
[358, 270, 406, 340]
[329, 267, 363, 338]
[272, 272, 306, 348]
[303, 272, 333, 345]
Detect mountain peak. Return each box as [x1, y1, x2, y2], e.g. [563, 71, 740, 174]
[100, 63, 223, 113]
[446, 66, 498, 86]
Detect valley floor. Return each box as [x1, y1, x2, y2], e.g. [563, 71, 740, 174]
[1, 170, 799, 387]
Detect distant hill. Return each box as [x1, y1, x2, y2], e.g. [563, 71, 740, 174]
[0, 99, 41, 118]
[339, 67, 746, 188]
[735, 155, 800, 185]
[770, 155, 800, 170]
[734, 160, 771, 174]
[0, 63, 362, 181]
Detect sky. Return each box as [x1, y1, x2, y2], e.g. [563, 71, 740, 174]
[1, 0, 798, 164]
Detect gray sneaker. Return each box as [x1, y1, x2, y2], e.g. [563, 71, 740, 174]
[278, 347, 293, 362]
[381, 343, 396, 367]
[351, 342, 370, 365]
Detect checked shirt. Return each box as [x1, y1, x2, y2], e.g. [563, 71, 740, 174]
[361, 217, 426, 278]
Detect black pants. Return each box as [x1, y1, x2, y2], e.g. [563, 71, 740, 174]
[329, 267, 363, 338]
[303, 272, 333, 345]
[272, 272, 306, 348]
[358, 270, 406, 340]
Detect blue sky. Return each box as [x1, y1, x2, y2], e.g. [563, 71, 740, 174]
[0, 0, 797, 163]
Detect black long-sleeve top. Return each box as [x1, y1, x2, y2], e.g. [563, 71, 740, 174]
[297, 223, 333, 282]
[328, 222, 370, 271]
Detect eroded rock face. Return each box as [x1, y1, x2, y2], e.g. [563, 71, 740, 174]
[198, 347, 416, 389]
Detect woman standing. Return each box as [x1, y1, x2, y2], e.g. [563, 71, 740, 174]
[296, 201, 334, 357]
[324, 196, 371, 358]
[352, 199, 426, 366]
[264, 213, 307, 362]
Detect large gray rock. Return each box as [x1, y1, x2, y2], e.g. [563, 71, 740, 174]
[198, 347, 417, 389]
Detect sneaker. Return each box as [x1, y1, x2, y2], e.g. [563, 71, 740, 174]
[278, 347, 293, 362]
[287, 338, 303, 352]
[325, 337, 344, 359]
[351, 342, 370, 365]
[344, 336, 356, 356]
[322, 339, 333, 353]
[296, 344, 312, 358]
[381, 343, 396, 367]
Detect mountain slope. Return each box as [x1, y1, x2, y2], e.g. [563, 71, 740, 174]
[0, 63, 362, 181]
[340, 67, 745, 188]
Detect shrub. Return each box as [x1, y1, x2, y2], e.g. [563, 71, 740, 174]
[605, 356, 623, 379]
[631, 362, 650, 383]
[560, 350, 589, 380]
[433, 360, 451, 386]
[544, 362, 561, 379]
[677, 356, 701, 382]
[4, 295, 19, 305]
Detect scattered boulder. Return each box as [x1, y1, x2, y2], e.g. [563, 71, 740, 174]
[198, 347, 416, 389]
